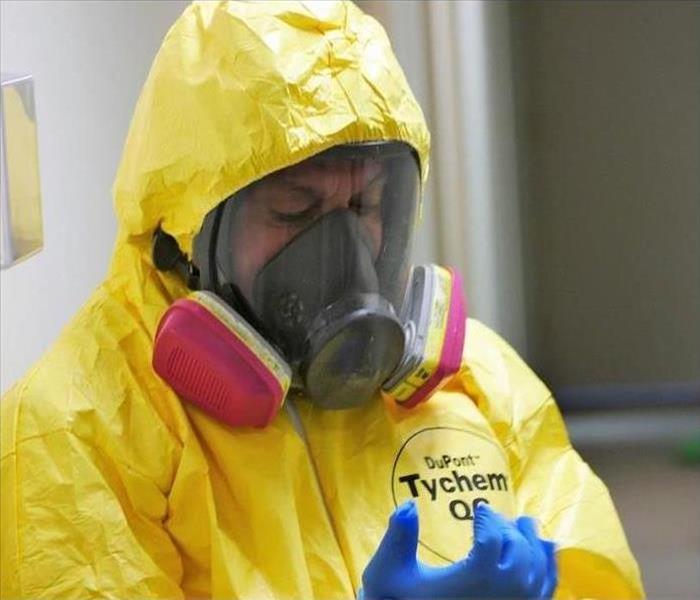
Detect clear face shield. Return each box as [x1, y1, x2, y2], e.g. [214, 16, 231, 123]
[198, 142, 421, 407]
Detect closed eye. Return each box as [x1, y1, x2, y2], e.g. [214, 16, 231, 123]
[269, 187, 323, 224]
[271, 204, 320, 224]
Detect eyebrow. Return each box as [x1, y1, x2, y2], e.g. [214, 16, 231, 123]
[287, 171, 388, 201]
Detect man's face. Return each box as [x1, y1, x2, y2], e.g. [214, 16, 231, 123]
[230, 157, 387, 301]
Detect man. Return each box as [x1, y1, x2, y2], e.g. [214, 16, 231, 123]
[1, 2, 643, 598]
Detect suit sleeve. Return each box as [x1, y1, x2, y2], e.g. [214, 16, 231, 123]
[1, 387, 185, 599]
[459, 320, 645, 599]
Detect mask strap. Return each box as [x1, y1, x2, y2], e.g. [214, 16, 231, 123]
[152, 227, 199, 289]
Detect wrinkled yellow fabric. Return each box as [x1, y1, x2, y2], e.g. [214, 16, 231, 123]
[1, 1, 643, 598]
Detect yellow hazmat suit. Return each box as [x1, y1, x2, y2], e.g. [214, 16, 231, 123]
[1, 2, 644, 598]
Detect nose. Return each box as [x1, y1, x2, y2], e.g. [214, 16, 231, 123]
[320, 164, 359, 213]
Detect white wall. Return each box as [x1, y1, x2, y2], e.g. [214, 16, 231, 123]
[0, 0, 188, 393]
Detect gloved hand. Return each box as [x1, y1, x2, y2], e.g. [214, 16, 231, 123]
[359, 501, 557, 600]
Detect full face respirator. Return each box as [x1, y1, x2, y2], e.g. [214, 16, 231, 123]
[151, 142, 466, 428]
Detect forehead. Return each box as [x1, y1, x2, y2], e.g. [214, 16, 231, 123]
[258, 157, 385, 190]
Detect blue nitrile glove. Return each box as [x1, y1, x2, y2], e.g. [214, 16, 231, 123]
[359, 501, 557, 600]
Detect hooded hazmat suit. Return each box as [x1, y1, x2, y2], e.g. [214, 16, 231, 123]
[1, 2, 644, 598]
